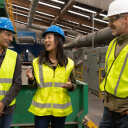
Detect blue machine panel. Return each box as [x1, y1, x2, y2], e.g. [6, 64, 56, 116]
[9, 44, 44, 63]
[17, 31, 36, 39]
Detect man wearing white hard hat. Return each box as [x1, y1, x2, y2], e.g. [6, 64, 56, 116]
[99, 0, 128, 127]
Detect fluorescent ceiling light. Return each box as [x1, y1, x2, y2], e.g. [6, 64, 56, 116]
[81, 24, 99, 30]
[50, 0, 65, 4]
[15, 20, 27, 25]
[39, 2, 61, 9]
[56, 24, 71, 29]
[34, 17, 42, 21]
[94, 18, 109, 24]
[34, 17, 50, 23]
[73, 5, 96, 14]
[99, 14, 107, 17]
[66, 20, 79, 25]
[12, 4, 29, 10]
[13, 12, 28, 17]
[36, 11, 55, 17]
[68, 10, 89, 18]
[67, 34, 76, 38]
[75, 29, 87, 34]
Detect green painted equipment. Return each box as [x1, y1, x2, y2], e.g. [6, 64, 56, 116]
[11, 80, 88, 128]
[0, 0, 8, 17]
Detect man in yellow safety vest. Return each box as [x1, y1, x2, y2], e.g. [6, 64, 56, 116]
[99, 0, 128, 127]
[0, 17, 22, 128]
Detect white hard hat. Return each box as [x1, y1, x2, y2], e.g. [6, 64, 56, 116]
[103, 0, 128, 20]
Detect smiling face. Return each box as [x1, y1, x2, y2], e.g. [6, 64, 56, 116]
[108, 15, 126, 36]
[0, 30, 13, 52]
[44, 33, 58, 52]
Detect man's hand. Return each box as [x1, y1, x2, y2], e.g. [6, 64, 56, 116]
[0, 102, 5, 117]
[61, 78, 73, 89]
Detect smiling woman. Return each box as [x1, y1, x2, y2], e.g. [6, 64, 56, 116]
[26, 25, 77, 128]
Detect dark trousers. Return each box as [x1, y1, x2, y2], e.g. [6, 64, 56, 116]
[35, 115, 66, 128]
[0, 112, 14, 128]
[99, 107, 128, 128]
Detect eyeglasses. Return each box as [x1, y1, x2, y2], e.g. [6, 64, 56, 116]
[3, 30, 14, 38]
[108, 15, 124, 23]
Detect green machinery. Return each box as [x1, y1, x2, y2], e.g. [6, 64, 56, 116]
[11, 80, 88, 128]
[0, 0, 8, 17]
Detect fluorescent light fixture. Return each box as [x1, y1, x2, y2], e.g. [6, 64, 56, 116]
[12, 4, 29, 10]
[66, 20, 79, 25]
[68, 10, 89, 18]
[94, 18, 109, 24]
[39, 2, 61, 9]
[81, 24, 99, 30]
[99, 14, 107, 17]
[67, 34, 76, 38]
[34, 17, 50, 23]
[15, 20, 27, 25]
[50, 0, 65, 4]
[34, 17, 43, 21]
[56, 24, 71, 29]
[36, 11, 55, 17]
[75, 29, 87, 34]
[13, 12, 28, 17]
[73, 5, 96, 14]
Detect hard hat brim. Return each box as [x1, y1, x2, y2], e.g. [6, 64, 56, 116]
[42, 31, 65, 42]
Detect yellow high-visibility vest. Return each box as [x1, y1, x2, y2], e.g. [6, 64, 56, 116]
[29, 58, 74, 117]
[100, 38, 128, 98]
[0, 49, 17, 106]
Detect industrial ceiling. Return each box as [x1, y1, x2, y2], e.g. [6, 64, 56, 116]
[11, 0, 114, 41]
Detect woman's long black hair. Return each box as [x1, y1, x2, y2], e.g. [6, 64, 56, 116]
[38, 33, 68, 66]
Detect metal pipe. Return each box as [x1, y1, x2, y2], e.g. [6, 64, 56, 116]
[27, 0, 39, 27]
[63, 27, 115, 49]
[92, 13, 94, 48]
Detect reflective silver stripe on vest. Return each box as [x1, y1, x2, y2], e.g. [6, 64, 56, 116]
[54, 82, 65, 87]
[53, 101, 71, 109]
[37, 82, 65, 88]
[32, 100, 51, 108]
[32, 100, 71, 109]
[0, 78, 12, 83]
[38, 64, 44, 88]
[114, 53, 128, 96]
[0, 90, 7, 95]
[106, 39, 117, 72]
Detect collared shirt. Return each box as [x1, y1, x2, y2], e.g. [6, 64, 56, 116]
[103, 33, 128, 113]
[0, 49, 22, 115]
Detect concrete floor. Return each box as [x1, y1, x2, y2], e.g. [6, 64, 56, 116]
[86, 92, 104, 127]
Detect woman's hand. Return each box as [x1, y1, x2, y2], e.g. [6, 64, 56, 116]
[61, 78, 73, 89]
[26, 68, 34, 80]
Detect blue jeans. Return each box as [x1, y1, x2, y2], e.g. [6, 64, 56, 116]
[35, 115, 66, 128]
[0, 112, 14, 128]
[99, 107, 128, 128]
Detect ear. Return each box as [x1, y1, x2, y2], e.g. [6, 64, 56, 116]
[124, 15, 128, 23]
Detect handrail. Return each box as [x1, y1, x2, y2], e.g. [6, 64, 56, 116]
[5, 0, 17, 41]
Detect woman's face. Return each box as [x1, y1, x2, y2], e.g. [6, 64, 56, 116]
[44, 33, 57, 52]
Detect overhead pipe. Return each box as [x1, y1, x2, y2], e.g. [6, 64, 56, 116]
[63, 27, 115, 49]
[27, 0, 39, 27]
[29, 25, 81, 37]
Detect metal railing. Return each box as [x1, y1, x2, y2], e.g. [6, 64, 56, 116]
[5, 0, 17, 41]
[74, 65, 83, 81]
